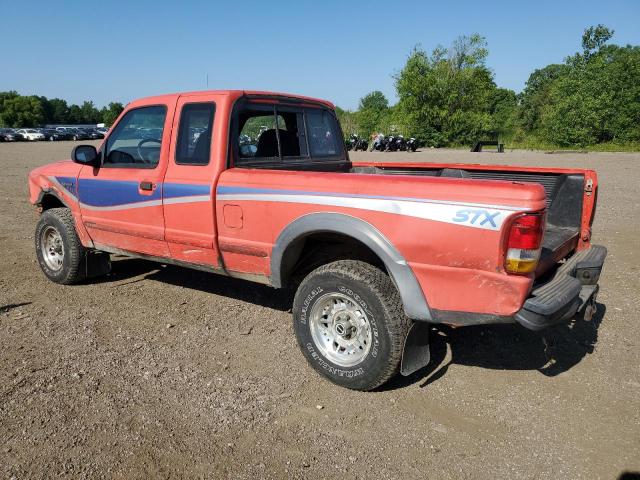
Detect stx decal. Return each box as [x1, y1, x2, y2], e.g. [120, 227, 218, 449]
[452, 209, 501, 228]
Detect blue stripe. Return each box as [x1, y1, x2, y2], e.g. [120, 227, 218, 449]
[72, 179, 209, 207]
[55, 176, 77, 196]
[163, 182, 210, 199]
[78, 179, 161, 207]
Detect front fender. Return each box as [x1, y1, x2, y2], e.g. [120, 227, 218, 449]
[29, 170, 94, 249]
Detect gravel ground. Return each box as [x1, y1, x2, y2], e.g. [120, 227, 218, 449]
[1, 141, 639, 479]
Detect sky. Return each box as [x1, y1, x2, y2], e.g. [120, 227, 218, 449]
[1, 0, 638, 110]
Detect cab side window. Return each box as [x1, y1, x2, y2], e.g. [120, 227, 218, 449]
[104, 105, 167, 168]
[236, 108, 308, 163]
[231, 101, 346, 170]
[237, 108, 279, 161]
[175, 103, 216, 165]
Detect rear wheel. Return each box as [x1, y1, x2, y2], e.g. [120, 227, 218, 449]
[35, 208, 86, 284]
[293, 260, 410, 391]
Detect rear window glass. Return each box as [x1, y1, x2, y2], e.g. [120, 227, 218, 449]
[305, 109, 341, 157]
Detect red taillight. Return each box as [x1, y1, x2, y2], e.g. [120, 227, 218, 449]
[508, 214, 544, 250]
[505, 213, 545, 274]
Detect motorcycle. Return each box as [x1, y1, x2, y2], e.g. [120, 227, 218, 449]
[386, 135, 398, 151]
[346, 134, 368, 151]
[354, 136, 368, 151]
[394, 135, 407, 151]
[346, 134, 369, 151]
[370, 134, 387, 151]
[345, 134, 356, 151]
[406, 137, 418, 152]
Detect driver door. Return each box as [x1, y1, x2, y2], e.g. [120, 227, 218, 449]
[77, 103, 174, 257]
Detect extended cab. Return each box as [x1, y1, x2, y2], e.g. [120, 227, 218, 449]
[28, 90, 606, 390]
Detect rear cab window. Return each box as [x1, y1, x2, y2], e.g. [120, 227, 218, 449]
[231, 98, 348, 171]
[175, 103, 216, 165]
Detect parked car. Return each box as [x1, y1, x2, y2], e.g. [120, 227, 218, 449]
[65, 128, 91, 141]
[81, 128, 104, 140]
[27, 90, 606, 391]
[0, 128, 20, 141]
[41, 128, 72, 141]
[16, 128, 45, 141]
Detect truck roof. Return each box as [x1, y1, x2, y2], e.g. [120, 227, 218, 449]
[129, 90, 335, 109]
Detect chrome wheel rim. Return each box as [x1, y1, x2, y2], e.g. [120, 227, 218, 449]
[41, 226, 64, 271]
[309, 292, 372, 367]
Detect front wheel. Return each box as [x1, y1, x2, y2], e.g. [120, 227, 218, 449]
[293, 260, 410, 391]
[35, 208, 87, 284]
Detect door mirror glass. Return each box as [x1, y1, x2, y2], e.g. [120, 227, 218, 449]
[72, 145, 99, 166]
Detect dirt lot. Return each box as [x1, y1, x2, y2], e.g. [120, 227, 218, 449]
[1, 142, 639, 479]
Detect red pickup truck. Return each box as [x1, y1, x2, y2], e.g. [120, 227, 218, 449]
[28, 90, 606, 390]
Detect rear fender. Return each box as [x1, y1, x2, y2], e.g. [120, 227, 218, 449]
[271, 212, 432, 321]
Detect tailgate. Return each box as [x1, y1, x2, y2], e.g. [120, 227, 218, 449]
[351, 161, 598, 277]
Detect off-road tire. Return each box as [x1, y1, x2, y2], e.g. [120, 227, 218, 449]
[35, 208, 86, 284]
[293, 260, 410, 391]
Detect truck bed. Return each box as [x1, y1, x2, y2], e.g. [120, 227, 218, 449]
[352, 162, 590, 277]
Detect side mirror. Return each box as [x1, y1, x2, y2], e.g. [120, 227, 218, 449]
[72, 145, 100, 166]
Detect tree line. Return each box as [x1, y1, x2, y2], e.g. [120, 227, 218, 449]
[337, 25, 640, 148]
[0, 91, 124, 127]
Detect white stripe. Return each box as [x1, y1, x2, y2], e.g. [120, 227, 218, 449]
[217, 193, 521, 230]
[79, 195, 211, 211]
[163, 195, 211, 205]
[79, 199, 164, 211]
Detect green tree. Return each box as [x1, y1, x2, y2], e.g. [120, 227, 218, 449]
[357, 90, 390, 136]
[0, 95, 45, 127]
[335, 106, 358, 138]
[394, 35, 496, 146]
[582, 24, 614, 57]
[535, 25, 640, 146]
[48, 98, 70, 124]
[0, 91, 20, 126]
[489, 87, 518, 139]
[67, 104, 83, 124]
[80, 101, 101, 124]
[542, 43, 640, 145]
[518, 64, 568, 132]
[100, 102, 124, 126]
[39, 97, 70, 124]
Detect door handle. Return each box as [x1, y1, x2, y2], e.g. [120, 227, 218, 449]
[140, 181, 154, 191]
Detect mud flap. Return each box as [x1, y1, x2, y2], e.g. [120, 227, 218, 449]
[83, 251, 112, 279]
[400, 322, 431, 376]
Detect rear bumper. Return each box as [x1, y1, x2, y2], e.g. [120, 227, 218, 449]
[514, 245, 607, 331]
